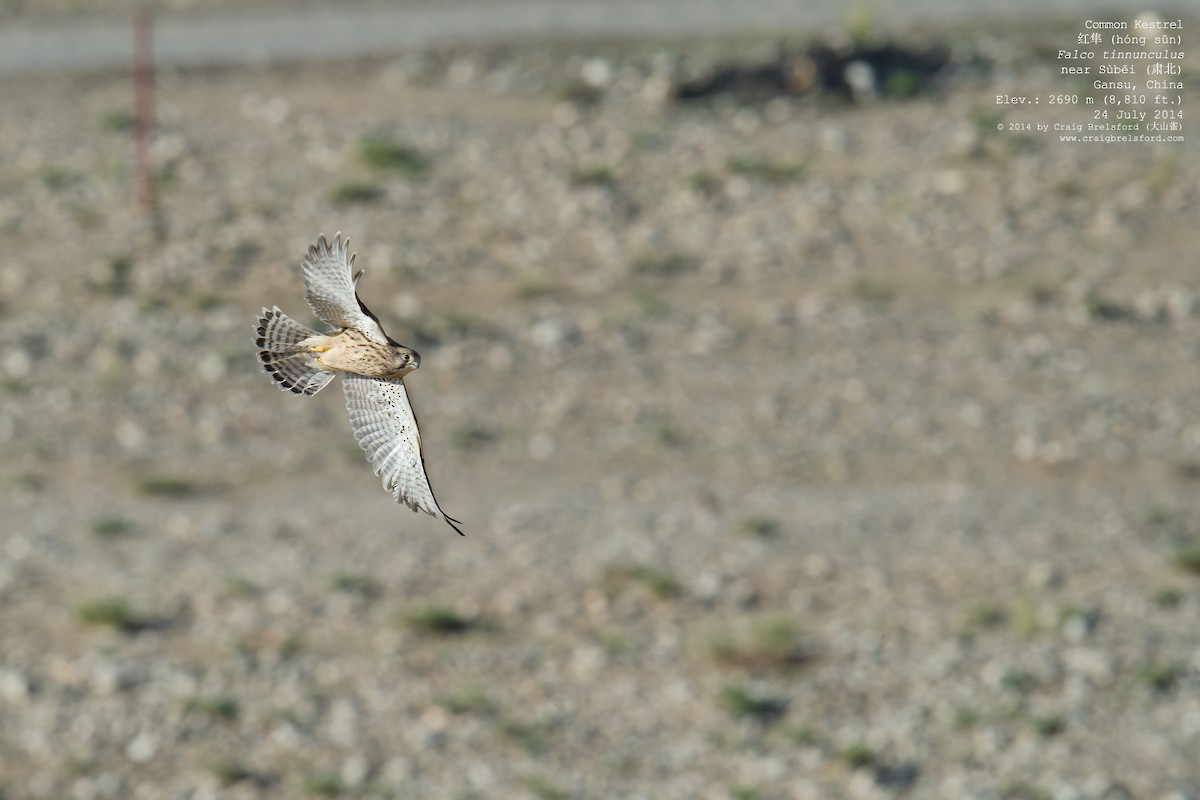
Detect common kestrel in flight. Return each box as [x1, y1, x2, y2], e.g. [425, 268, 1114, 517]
[255, 233, 464, 536]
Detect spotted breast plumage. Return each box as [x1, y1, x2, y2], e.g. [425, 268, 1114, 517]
[255, 232, 463, 536]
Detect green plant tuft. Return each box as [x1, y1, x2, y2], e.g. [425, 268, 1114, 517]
[303, 769, 344, 797]
[1171, 545, 1200, 575]
[357, 137, 430, 176]
[329, 180, 384, 206]
[568, 164, 617, 187]
[187, 696, 240, 722]
[718, 684, 788, 722]
[838, 742, 876, 769]
[726, 155, 808, 184]
[328, 573, 382, 599]
[400, 605, 480, 635]
[76, 597, 144, 632]
[90, 516, 134, 539]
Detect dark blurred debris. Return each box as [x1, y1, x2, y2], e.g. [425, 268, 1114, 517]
[674, 40, 951, 105]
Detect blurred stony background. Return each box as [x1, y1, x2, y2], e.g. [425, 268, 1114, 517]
[1, 5, 1199, 800]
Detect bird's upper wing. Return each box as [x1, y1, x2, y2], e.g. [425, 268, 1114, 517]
[342, 374, 464, 536]
[301, 232, 388, 343]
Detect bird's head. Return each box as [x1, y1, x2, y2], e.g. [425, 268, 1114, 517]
[389, 344, 420, 377]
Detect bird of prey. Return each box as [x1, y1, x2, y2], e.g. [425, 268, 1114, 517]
[255, 232, 464, 536]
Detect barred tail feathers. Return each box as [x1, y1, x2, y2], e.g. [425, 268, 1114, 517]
[255, 307, 336, 396]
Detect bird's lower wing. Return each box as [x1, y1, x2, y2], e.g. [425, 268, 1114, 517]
[342, 374, 464, 536]
[302, 232, 387, 343]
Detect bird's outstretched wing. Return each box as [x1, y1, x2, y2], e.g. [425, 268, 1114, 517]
[342, 374, 464, 536]
[301, 232, 388, 343]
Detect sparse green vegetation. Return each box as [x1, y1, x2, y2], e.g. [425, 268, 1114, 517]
[303, 769, 344, 797]
[1000, 669, 1038, 694]
[597, 629, 628, 657]
[630, 251, 698, 278]
[225, 240, 262, 271]
[1170, 545, 1200, 576]
[38, 165, 79, 190]
[1032, 714, 1065, 737]
[649, 414, 685, 448]
[63, 753, 96, 775]
[851, 278, 896, 307]
[434, 687, 495, 716]
[725, 155, 808, 184]
[399, 605, 480, 635]
[133, 475, 200, 499]
[884, 69, 921, 98]
[1137, 662, 1181, 693]
[1058, 606, 1098, 636]
[953, 706, 983, 729]
[629, 129, 664, 151]
[1026, 281, 1060, 305]
[967, 106, 1003, 135]
[1143, 504, 1173, 526]
[407, 311, 492, 346]
[209, 757, 254, 787]
[604, 562, 682, 599]
[554, 80, 604, 106]
[276, 632, 305, 660]
[328, 573, 382, 599]
[223, 575, 261, 598]
[357, 137, 430, 176]
[498, 717, 558, 755]
[688, 170, 724, 196]
[76, 597, 144, 632]
[98, 254, 133, 295]
[517, 773, 568, 800]
[739, 515, 781, 538]
[843, 4, 876, 42]
[1008, 594, 1039, 637]
[1175, 461, 1200, 481]
[1152, 586, 1185, 608]
[1145, 153, 1179, 198]
[838, 742, 876, 769]
[787, 725, 822, 746]
[89, 516, 134, 539]
[99, 108, 135, 132]
[712, 616, 815, 671]
[450, 425, 497, 452]
[717, 684, 787, 722]
[187, 696, 240, 722]
[1082, 292, 1132, 322]
[999, 782, 1053, 800]
[515, 273, 554, 300]
[1051, 179, 1084, 198]
[568, 164, 617, 187]
[329, 180, 384, 206]
[962, 602, 1007, 632]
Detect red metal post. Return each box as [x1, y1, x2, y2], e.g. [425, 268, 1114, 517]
[132, 4, 156, 216]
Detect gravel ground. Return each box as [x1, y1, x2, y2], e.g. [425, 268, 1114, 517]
[1, 21, 1199, 800]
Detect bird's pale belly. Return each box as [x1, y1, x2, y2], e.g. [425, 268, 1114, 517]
[301, 331, 395, 378]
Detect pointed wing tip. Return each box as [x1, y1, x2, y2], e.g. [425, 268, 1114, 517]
[310, 231, 347, 252]
[445, 516, 466, 537]
[309, 232, 352, 260]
